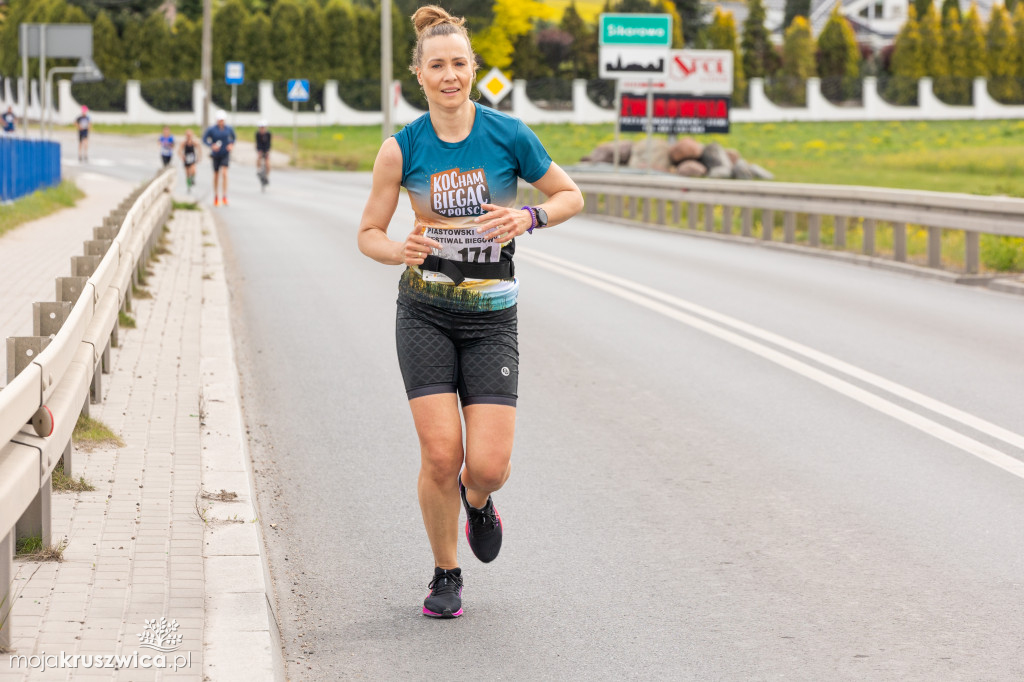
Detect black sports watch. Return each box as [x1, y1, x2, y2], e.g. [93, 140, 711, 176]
[535, 207, 549, 229]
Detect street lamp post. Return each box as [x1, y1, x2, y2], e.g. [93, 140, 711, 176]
[381, 0, 392, 142]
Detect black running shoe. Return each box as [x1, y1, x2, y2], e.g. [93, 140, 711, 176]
[423, 567, 463, 618]
[460, 478, 503, 563]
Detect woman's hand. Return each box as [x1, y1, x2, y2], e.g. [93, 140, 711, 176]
[474, 203, 532, 242]
[401, 230, 442, 267]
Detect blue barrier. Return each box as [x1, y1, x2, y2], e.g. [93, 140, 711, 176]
[0, 137, 62, 202]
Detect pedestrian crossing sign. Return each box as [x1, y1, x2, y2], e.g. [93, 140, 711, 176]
[287, 79, 310, 102]
[477, 68, 512, 105]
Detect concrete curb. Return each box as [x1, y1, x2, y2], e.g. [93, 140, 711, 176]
[596, 215, 1024, 298]
[197, 207, 285, 681]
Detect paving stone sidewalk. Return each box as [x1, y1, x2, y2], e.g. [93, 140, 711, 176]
[1, 199, 279, 679]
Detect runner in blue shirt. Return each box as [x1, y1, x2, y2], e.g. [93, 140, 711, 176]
[2, 106, 15, 134]
[158, 126, 175, 168]
[202, 110, 236, 206]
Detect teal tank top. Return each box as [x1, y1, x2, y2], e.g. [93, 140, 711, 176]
[393, 103, 552, 312]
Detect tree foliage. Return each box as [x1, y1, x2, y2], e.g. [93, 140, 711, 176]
[741, 0, 779, 79]
[888, 6, 925, 104]
[774, 15, 815, 105]
[817, 6, 861, 101]
[706, 7, 746, 106]
[784, 0, 811, 29]
[985, 3, 1020, 102]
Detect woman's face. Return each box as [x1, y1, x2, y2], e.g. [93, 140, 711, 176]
[417, 33, 474, 110]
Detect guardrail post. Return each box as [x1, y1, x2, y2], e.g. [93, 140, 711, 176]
[784, 212, 796, 243]
[83, 239, 112, 257]
[722, 205, 733, 235]
[965, 231, 980, 274]
[762, 209, 774, 241]
[834, 216, 847, 248]
[642, 197, 651, 223]
[16, 475, 52, 549]
[863, 219, 876, 256]
[56, 276, 89, 305]
[60, 441, 74, 480]
[93, 225, 119, 241]
[808, 214, 821, 247]
[0, 530, 13, 650]
[704, 205, 715, 232]
[671, 201, 681, 227]
[926, 225, 945, 263]
[625, 196, 635, 220]
[687, 203, 697, 231]
[6, 337, 50, 383]
[32, 301, 72, 338]
[741, 208, 753, 238]
[893, 222, 907, 262]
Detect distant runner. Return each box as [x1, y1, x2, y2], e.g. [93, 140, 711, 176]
[159, 126, 175, 168]
[76, 106, 91, 162]
[202, 110, 236, 207]
[179, 129, 201, 193]
[2, 106, 15, 134]
[255, 120, 272, 188]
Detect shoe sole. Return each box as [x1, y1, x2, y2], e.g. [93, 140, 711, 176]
[422, 607, 463, 618]
[464, 513, 503, 563]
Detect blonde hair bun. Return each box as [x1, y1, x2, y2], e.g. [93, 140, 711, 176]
[412, 5, 465, 36]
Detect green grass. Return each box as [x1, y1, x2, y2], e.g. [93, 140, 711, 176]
[52, 459, 95, 493]
[119, 310, 136, 328]
[72, 415, 125, 452]
[0, 181, 85, 238]
[15, 536, 67, 562]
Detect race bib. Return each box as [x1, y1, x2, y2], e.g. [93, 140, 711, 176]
[421, 226, 501, 283]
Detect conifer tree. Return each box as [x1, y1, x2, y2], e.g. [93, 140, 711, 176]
[560, 2, 597, 79]
[776, 15, 815, 105]
[324, 0, 360, 83]
[941, 0, 962, 25]
[784, 0, 811, 28]
[888, 6, 926, 104]
[707, 7, 747, 105]
[913, 0, 933, 23]
[269, 0, 305, 81]
[242, 13, 271, 82]
[138, 11, 171, 80]
[171, 14, 201, 81]
[92, 10, 125, 82]
[742, 0, 779, 79]
[121, 15, 145, 79]
[960, 2, 988, 81]
[817, 6, 861, 100]
[919, 3, 948, 83]
[986, 4, 1021, 101]
[672, 0, 708, 47]
[940, 12, 970, 103]
[303, 1, 330, 84]
[1013, 4, 1024, 80]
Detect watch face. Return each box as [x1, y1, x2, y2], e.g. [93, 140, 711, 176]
[536, 207, 549, 227]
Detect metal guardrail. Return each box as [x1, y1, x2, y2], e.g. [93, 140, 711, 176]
[538, 170, 1024, 275]
[0, 137, 61, 202]
[0, 168, 173, 649]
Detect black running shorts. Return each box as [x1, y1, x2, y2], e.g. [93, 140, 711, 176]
[212, 154, 229, 172]
[396, 298, 518, 407]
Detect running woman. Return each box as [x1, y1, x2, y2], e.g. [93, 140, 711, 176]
[358, 5, 583, 619]
[255, 120, 272, 183]
[158, 126, 175, 168]
[179, 129, 201, 192]
[75, 106, 91, 162]
[202, 110, 236, 206]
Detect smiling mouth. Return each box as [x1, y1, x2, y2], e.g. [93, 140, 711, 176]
[441, 87, 460, 94]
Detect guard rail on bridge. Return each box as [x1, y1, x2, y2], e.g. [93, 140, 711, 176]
[533, 171, 1024, 278]
[0, 169, 173, 649]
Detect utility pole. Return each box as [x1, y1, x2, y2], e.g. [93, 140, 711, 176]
[381, 0, 392, 142]
[201, 0, 212, 131]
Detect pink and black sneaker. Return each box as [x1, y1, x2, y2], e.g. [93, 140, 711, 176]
[460, 478, 503, 563]
[423, 567, 463, 618]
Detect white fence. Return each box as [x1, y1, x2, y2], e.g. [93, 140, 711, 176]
[3, 76, 1024, 128]
[0, 170, 173, 649]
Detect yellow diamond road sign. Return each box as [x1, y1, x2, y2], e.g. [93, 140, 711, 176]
[478, 68, 512, 105]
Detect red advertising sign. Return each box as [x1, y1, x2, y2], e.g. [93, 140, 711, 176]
[620, 94, 730, 134]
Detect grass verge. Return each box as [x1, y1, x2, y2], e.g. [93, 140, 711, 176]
[52, 459, 95, 493]
[15, 537, 67, 562]
[0, 181, 84, 239]
[72, 415, 125, 452]
[118, 311, 136, 328]
[172, 200, 200, 211]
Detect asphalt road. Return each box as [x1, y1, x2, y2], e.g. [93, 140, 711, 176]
[204, 161, 1024, 681]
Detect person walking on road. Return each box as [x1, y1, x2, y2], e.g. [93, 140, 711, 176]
[2, 106, 15, 134]
[255, 119, 272, 187]
[180, 129, 201, 193]
[202, 110, 236, 206]
[159, 126, 175, 168]
[357, 5, 583, 620]
[76, 105, 91, 162]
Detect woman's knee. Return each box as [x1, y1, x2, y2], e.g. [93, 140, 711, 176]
[419, 439, 463, 484]
[464, 458, 511, 492]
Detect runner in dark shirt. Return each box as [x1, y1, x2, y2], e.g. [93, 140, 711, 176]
[255, 120, 272, 184]
[201, 110, 236, 206]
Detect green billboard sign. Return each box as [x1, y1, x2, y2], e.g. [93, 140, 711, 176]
[600, 14, 672, 47]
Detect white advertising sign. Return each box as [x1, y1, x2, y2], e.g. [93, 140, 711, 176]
[599, 46, 669, 79]
[620, 49, 733, 95]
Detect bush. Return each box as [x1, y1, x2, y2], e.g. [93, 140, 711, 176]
[140, 79, 193, 112]
[981, 235, 1024, 271]
[71, 79, 127, 112]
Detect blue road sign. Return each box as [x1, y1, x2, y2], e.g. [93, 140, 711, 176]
[225, 61, 244, 85]
[287, 79, 310, 102]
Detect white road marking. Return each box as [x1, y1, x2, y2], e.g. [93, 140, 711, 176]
[520, 248, 1024, 481]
